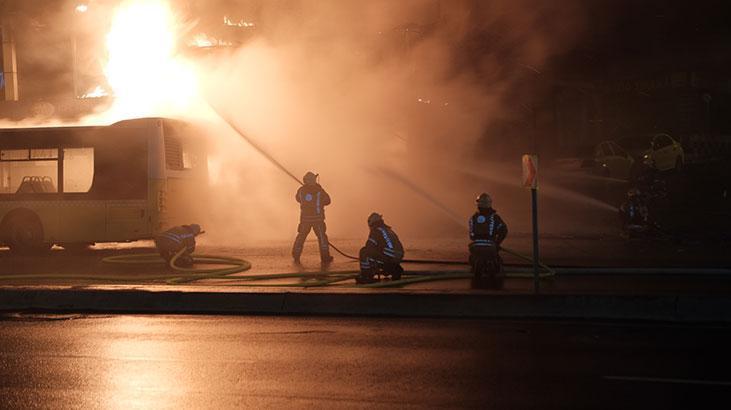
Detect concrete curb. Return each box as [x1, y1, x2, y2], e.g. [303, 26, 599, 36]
[1, 286, 731, 322]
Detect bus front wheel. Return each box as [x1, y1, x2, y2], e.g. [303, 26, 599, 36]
[7, 215, 49, 254]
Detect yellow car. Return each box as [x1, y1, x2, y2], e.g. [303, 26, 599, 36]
[593, 140, 635, 179]
[618, 133, 685, 172]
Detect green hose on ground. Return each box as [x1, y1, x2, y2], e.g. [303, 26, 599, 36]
[102, 249, 363, 286]
[101, 247, 252, 284]
[0, 245, 553, 288]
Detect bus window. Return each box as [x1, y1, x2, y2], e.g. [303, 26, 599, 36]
[63, 148, 94, 193]
[0, 149, 58, 194]
[1, 149, 29, 160]
[31, 149, 59, 159]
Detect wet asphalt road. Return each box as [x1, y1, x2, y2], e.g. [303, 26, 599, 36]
[0, 315, 730, 409]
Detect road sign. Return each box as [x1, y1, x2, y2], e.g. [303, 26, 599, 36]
[522, 154, 538, 189]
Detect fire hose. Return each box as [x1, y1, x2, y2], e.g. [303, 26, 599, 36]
[97, 246, 550, 287]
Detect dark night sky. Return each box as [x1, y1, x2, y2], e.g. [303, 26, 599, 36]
[567, 0, 731, 77]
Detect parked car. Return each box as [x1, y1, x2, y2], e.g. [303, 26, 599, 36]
[593, 140, 634, 179]
[618, 133, 685, 172]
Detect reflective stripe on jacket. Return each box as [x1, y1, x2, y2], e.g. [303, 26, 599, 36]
[469, 209, 507, 244]
[155, 226, 197, 252]
[364, 224, 404, 261]
[296, 184, 331, 221]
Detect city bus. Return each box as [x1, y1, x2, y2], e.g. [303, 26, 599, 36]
[0, 117, 207, 252]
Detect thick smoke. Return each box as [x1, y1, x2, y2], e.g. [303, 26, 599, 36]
[192, 0, 589, 244]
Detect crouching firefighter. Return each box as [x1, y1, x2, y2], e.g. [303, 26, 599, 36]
[469, 193, 508, 289]
[292, 171, 334, 265]
[154, 224, 202, 268]
[619, 188, 650, 237]
[356, 213, 405, 284]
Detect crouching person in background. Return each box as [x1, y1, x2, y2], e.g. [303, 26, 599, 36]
[154, 224, 202, 268]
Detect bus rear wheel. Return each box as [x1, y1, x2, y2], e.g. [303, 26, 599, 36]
[7, 215, 49, 254]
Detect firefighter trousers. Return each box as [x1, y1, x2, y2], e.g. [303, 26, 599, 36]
[292, 219, 331, 261]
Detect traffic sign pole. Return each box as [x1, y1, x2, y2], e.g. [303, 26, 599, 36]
[522, 154, 540, 294]
[531, 186, 540, 293]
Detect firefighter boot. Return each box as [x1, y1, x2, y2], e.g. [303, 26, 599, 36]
[176, 255, 194, 268]
[321, 255, 334, 266]
[356, 266, 378, 284]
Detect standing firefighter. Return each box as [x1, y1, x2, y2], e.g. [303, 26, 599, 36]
[292, 171, 333, 265]
[469, 193, 508, 288]
[356, 213, 405, 284]
[154, 224, 202, 268]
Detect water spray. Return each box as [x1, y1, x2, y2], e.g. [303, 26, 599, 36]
[207, 102, 360, 260]
[209, 104, 304, 185]
[373, 166, 466, 229]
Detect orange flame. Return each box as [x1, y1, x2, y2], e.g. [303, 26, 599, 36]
[97, 0, 201, 122]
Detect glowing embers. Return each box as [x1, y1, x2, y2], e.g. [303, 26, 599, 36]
[102, 0, 199, 119]
[80, 85, 109, 99]
[188, 33, 232, 48]
[223, 16, 255, 28]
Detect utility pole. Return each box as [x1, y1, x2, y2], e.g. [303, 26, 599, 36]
[1, 24, 19, 101]
[523, 150, 540, 294]
[521, 64, 541, 294]
[531, 105, 540, 293]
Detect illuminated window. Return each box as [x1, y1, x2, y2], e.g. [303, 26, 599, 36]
[182, 150, 194, 169]
[0, 147, 94, 194]
[0, 154, 58, 194]
[63, 148, 94, 193]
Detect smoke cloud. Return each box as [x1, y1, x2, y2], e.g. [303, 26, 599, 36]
[192, 0, 589, 243]
[3, 0, 599, 246]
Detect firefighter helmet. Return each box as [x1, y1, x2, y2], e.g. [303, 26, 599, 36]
[188, 224, 202, 235]
[303, 171, 318, 185]
[476, 193, 492, 209]
[367, 212, 384, 227]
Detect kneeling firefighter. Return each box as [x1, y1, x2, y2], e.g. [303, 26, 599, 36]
[356, 213, 405, 284]
[154, 224, 202, 268]
[469, 193, 508, 288]
[292, 171, 333, 265]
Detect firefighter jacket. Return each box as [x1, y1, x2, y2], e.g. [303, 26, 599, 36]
[469, 208, 508, 246]
[156, 225, 197, 253]
[365, 223, 405, 261]
[620, 197, 648, 226]
[296, 183, 331, 222]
